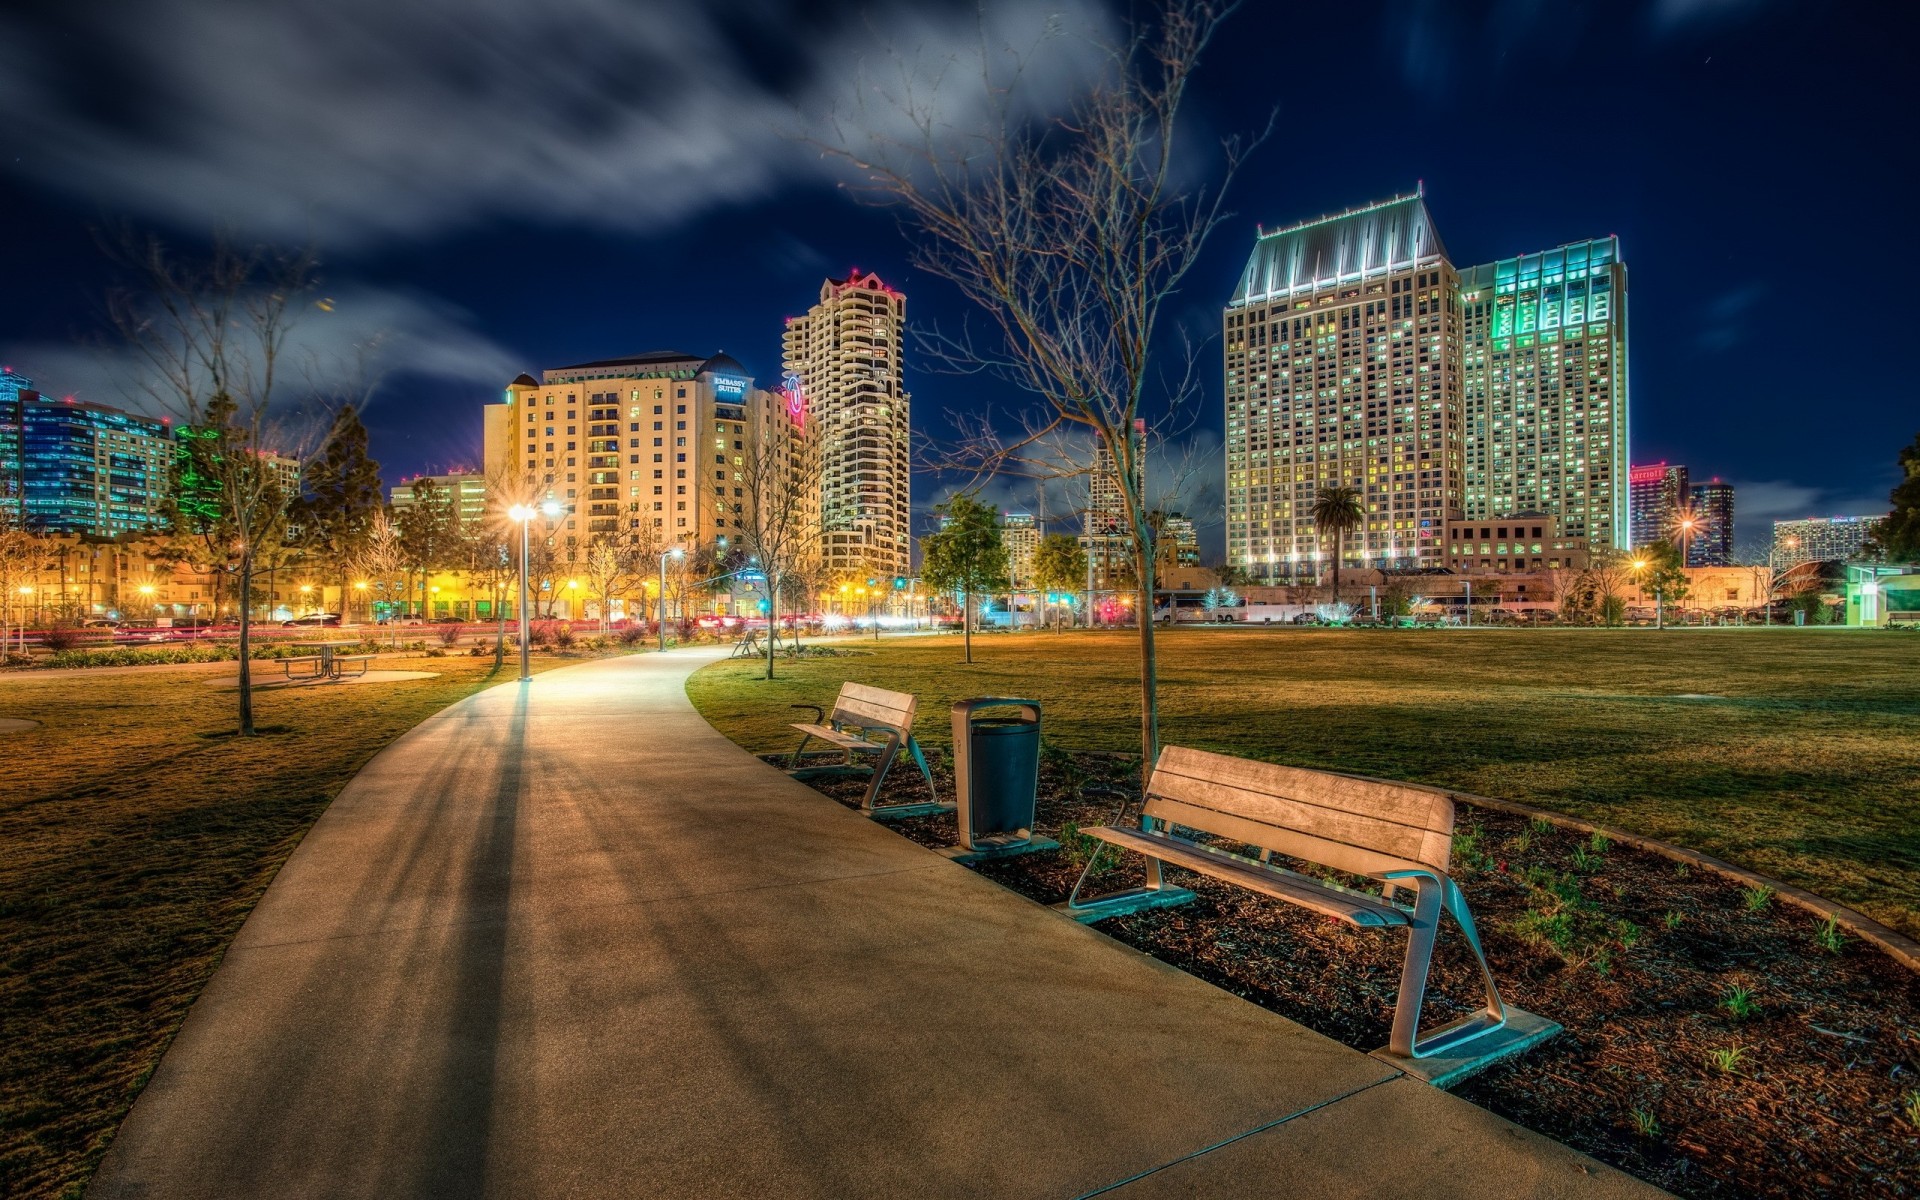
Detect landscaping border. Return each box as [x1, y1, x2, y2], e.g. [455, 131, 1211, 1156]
[1387, 778, 1920, 973]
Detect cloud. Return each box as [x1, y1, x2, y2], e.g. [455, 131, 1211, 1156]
[1649, 0, 1774, 34]
[0, 283, 521, 422]
[1698, 283, 1766, 353]
[0, 0, 1113, 248]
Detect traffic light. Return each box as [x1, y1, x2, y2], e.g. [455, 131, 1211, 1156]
[893, 577, 906, 589]
[757, 597, 771, 614]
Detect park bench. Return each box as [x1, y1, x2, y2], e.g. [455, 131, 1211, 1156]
[1066, 746, 1539, 1066]
[334, 653, 375, 677]
[279, 655, 325, 680]
[730, 629, 763, 659]
[789, 682, 948, 819]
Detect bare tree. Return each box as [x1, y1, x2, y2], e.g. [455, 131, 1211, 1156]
[0, 509, 34, 657]
[354, 510, 408, 646]
[110, 237, 332, 736]
[579, 532, 642, 634]
[735, 411, 819, 678]
[828, 0, 1261, 765]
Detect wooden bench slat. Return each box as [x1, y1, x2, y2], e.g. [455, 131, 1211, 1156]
[833, 696, 914, 729]
[1144, 796, 1434, 882]
[842, 681, 917, 715]
[1146, 780, 1451, 874]
[790, 722, 885, 750]
[1082, 825, 1410, 928]
[1156, 747, 1449, 831]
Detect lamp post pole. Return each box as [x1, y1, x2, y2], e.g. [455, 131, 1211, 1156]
[658, 546, 683, 652]
[509, 505, 535, 681]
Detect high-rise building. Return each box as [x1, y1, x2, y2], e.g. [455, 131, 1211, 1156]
[1157, 511, 1200, 568]
[1224, 191, 1460, 578]
[1687, 478, 1735, 566]
[1772, 516, 1885, 568]
[1629, 462, 1688, 548]
[1087, 419, 1146, 536]
[12, 391, 173, 536]
[390, 471, 488, 533]
[485, 350, 788, 548]
[1224, 191, 1631, 577]
[1459, 237, 1628, 548]
[781, 270, 911, 580]
[0, 367, 30, 515]
[1002, 512, 1041, 587]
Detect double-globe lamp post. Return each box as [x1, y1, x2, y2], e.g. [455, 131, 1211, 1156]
[508, 499, 564, 683]
[658, 547, 684, 652]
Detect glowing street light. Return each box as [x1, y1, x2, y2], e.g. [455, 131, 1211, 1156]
[508, 499, 561, 681]
[658, 546, 684, 651]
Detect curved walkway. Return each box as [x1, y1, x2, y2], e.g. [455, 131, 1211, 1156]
[89, 650, 1659, 1199]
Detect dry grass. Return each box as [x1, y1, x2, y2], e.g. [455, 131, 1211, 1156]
[687, 627, 1920, 939]
[0, 648, 631, 1200]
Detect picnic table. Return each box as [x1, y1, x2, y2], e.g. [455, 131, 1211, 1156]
[284, 640, 374, 681]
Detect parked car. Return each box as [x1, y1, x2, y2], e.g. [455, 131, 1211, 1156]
[81, 617, 122, 629]
[282, 613, 343, 628]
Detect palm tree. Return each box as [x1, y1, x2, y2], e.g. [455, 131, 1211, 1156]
[1310, 485, 1365, 607]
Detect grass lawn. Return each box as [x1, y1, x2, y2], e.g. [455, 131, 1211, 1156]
[0, 647, 633, 1200]
[688, 627, 1920, 940]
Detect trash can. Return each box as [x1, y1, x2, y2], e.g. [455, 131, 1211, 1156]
[950, 698, 1051, 857]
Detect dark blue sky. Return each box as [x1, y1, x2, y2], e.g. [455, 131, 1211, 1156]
[1, 0, 1912, 556]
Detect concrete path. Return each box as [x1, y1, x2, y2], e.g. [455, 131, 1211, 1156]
[90, 650, 1660, 1199]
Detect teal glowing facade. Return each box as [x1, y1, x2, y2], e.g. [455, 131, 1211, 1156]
[1224, 195, 1632, 574]
[1458, 237, 1630, 549]
[17, 390, 173, 536]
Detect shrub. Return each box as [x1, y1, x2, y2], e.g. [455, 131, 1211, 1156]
[618, 625, 645, 646]
[42, 623, 84, 652]
[436, 624, 461, 646]
[1705, 1044, 1747, 1075]
[551, 623, 576, 649]
[527, 622, 555, 647]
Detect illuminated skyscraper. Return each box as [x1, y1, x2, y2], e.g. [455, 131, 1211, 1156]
[782, 270, 911, 579]
[3, 383, 173, 536]
[486, 350, 787, 548]
[1772, 515, 1884, 567]
[1001, 512, 1040, 587]
[1459, 237, 1629, 549]
[1224, 191, 1631, 575]
[1629, 462, 1688, 548]
[1687, 478, 1735, 566]
[1224, 191, 1459, 577]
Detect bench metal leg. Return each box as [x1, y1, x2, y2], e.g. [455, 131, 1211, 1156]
[1384, 871, 1507, 1060]
[1061, 842, 1195, 923]
[862, 733, 953, 820]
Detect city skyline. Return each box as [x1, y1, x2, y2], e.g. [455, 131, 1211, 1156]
[1, 2, 1914, 558]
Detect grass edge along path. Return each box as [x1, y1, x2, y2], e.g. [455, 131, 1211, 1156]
[685, 627, 1920, 943]
[0, 647, 640, 1200]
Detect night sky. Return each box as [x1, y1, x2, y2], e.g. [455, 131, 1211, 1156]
[2, 0, 1913, 558]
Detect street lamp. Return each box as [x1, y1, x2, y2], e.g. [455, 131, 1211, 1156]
[1765, 536, 1799, 626]
[658, 546, 684, 651]
[509, 498, 564, 682]
[353, 580, 368, 624]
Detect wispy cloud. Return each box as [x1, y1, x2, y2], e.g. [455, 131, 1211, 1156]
[0, 284, 519, 420]
[1649, 0, 1775, 35]
[0, 0, 1112, 248]
[1699, 283, 1766, 353]
[1728, 477, 1891, 556]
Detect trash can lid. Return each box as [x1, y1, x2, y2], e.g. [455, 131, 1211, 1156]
[970, 717, 1036, 733]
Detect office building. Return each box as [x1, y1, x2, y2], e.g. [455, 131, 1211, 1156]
[1159, 511, 1200, 568]
[1224, 190, 1630, 577]
[486, 350, 790, 548]
[1080, 419, 1147, 590]
[1002, 513, 1041, 587]
[1687, 478, 1735, 566]
[781, 270, 911, 579]
[1442, 514, 1590, 573]
[1224, 191, 1461, 578]
[1772, 515, 1885, 568]
[1, 367, 30, 514]
[390, 471, 488, 533]
[1459, 237, 1628, 548]
[6, 387, 174, 537]
[1629, 462, 1688, 548]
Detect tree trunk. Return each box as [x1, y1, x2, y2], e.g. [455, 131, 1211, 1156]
[962, 587, 973, 663]
[765, 574, 777, 681]
[1134, 537, 1159, 774]
[236, 548, 256, 736]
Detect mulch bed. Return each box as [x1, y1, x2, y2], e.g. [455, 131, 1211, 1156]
[775, 747, 1920, 1199]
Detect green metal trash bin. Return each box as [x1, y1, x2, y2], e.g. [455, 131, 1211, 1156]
[950, 698, 1053, 858]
